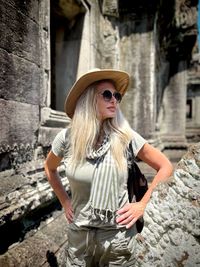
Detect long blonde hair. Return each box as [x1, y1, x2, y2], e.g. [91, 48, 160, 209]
[67, 81, 134, 173]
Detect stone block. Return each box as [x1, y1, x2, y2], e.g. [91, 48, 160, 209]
[0, 173, 25, 197]
[4, 0, 39, 22]
[38, 126, 64, 148]
[0, 211, 68, 267]
[133, 143, 200, 266]
[0, 100, 39, 149]
[0, 158, 69, 226]
[38, 0, 49, 32]
[38, 212, 68, 248]
[0, 49, 40, 105]
[3, 235, 59, 267]
[0, 1, 40, 64]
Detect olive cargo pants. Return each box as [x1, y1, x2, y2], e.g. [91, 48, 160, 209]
[65, 225, 137, 267]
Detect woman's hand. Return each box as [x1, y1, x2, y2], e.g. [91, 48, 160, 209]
[63, 199, 74, 223]
[116, 201, 146, 229]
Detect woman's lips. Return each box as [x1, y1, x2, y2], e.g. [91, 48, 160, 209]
[107, 107, 116, 112]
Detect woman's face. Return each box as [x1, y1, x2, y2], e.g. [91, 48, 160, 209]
[96, 81, 120, 121]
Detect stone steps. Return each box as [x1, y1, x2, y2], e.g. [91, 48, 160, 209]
[0, 210, 68, 267]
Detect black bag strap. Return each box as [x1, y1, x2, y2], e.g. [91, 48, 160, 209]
[127, 143, 148, 202]
[127, 143, 148, 232]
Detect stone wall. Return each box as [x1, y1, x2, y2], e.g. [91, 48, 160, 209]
[133, 143, 200, 266]
[0, 0, 41, 171]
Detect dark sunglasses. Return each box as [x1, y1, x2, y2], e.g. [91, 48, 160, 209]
[100, 90, 122, 103]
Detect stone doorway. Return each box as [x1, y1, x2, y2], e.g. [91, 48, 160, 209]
[50, 0, 85, 112]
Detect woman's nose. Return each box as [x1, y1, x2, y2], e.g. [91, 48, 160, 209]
[110, 95, 117, 103]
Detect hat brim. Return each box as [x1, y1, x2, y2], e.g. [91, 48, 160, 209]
[64, 69, 130, 118]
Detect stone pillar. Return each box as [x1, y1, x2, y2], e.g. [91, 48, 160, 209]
[120, 19, 157, 140]
[194, 96, 200, 125]
[160, 61, 187, 147]
[77, 3, 92, 76]
[39, 0, 50, 108]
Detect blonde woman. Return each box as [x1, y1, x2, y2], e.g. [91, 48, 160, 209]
[44, 69, 173, 266]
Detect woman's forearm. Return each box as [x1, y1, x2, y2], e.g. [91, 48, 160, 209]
[140, 163, 173, 205]
[137, 143, 174, 206]
[45, 166, 70, 208]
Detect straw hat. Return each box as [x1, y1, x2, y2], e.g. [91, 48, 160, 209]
[64, 68, 130, 118]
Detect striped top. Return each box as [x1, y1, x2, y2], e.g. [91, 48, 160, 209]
[51, 128, 147, 229]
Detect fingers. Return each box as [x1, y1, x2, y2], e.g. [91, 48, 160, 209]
[67, 210, 74, 223]
[116, 213, 134, 225]
[64, 206, 74, 223]
[66, 212, 73, 223]
[116, 209, 132, 223]
[116, 211, 139, 227]
[126, 217, 138, 229]
[116, 202, 144, 228]
[117, 203, 130, 215]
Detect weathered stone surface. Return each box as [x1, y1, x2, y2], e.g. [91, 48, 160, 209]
[102, 0, 119, 17]
[159, 61, 188, 147]
[38, 0, 50, 108]
[157, 0, 197, 60]
[3, 0, 39, 22]
[0, 49, 40, 104]
[0, 211, 68, 267]
[133, 143, 200, 267]
[120, 28, 156, 137]
[0, 100, 39, 149]
[0, 160, 68, 226]
[38, 125, 67, 147]
[0, 0, 40, 64]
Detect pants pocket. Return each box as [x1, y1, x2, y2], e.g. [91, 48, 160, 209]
[105, 229, 136, 264]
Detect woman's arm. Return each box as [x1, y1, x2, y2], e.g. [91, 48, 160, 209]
[137, 143, 173, 205]
[44, 151, 73, 223]
[116, 143, 173, 229]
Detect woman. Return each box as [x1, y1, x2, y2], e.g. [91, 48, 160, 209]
[44, 68, 173, 266]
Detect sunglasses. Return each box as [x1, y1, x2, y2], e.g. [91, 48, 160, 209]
[100, 90, 122, 103]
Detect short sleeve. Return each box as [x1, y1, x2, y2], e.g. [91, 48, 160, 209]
[131, 130, 147, 157]
[51, 129, 68, 158]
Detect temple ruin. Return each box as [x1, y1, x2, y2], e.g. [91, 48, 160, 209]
[0, 0, 199, 265]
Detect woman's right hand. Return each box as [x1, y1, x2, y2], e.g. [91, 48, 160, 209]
[63, 199, 74, 223]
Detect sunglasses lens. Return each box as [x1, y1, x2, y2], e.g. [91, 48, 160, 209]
[102, 90, 112, 101]
[114, 92, 122, 103]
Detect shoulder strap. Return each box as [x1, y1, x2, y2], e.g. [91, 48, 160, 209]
[127, 142, 148, 233]
[127, 142, 136, 202]
[127, 143, 148, 202]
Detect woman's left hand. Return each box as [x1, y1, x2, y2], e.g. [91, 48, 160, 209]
[116, 201, 146, 229]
